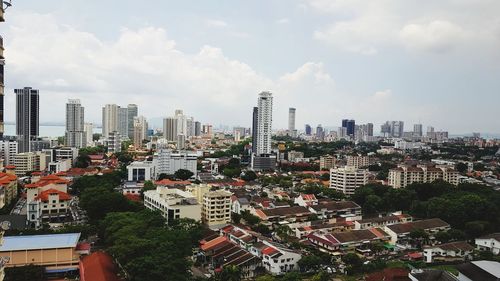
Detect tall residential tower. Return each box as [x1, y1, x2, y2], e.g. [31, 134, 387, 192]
[14, 87, 39, 153]
[65, 99, 85, 148]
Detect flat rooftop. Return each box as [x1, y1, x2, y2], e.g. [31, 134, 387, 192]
[0, 233, 81, 252]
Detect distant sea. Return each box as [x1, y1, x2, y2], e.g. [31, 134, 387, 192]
[4, 124, 101, 138]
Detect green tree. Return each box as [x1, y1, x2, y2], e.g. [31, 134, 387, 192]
[456, 162, 468, 174]
[298, 255, 323, 272]
[174, 169, 194, 180]
[363, 195, 382, 214]
[435, 231, 451, 243]
[216, 265, 241, 281]
[281, 272, 301, 281]
[311, 271, 330, 281]
[255, 275, 276, 281]
[241, 170, 257, 181]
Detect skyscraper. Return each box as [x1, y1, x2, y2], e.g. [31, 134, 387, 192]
[117, 107, 128, 139]
[102, 104, 119, 139]
[65, 99, 85, 148]
[194, 121, 201, 137]
[256, 92, 273, 155]
[127, 104, 138, 139]
[391, 121, 404, 138]
[251, 107, 258, 153]
[15, 87, 39, 153]
[163, 117, 178, 141]
[288, 108, 296, 136]
[133, 116, 148, 149]
[413, 124, 423, 137]
[342, 119, 355, 136]
[305, 124, 312, 135]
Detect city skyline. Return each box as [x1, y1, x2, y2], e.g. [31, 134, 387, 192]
[2, 1, 500, 133]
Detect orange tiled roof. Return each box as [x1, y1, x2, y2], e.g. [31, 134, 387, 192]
[25, 174, 69, 189]
[155, 179, 191, 186]
[34, 189, 71, 202]
[0, 173, 17, 185]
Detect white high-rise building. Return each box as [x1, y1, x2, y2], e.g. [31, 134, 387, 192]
[163, 117, 178, 141]
[65, 99, 85, 148]
[175, 109, 188, 136]
[256, 91, 273, 155]
[330, 166, 368, 196]
[84, 123, 94, 146]
[0, 140, 18, 166]
[155, 149, 197, 177]
[414, 124, 423, 137]
[102, 104, 119, 139]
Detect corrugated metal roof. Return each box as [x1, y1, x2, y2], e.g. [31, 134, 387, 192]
[0, 233, 81, 251]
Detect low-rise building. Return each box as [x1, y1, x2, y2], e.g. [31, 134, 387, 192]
[144, 187, 201, 223]
[127, 161, 156, 181]
[423, 241, 474, 263]
[388, 165, 459, 188]
[254, 206, 312, 224]
[475, 233, 500, 255]
[294, 194, 318, 207]
[456, 261, 500, 281]
[346, 155, 370, 168]
[307, 228, 390, 253]
[309, 200, 362, 221]
[330, 166, 368, 195]
[319, 155, 336, 170]
[0, 172, 17, 209]
[384, 218, 450, 245]
[202, 190, 232, 226]
[25, 174, 71, 228]
[354, 213, 412, 230]
[0, 233, 82, 271]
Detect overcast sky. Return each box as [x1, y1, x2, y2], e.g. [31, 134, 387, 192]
[2, 0, 500, 133]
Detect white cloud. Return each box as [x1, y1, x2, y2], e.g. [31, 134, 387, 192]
[3, 11, 343, 129]
[399, 20, 465, 53]
[305, 0, 500, 55]
[372, 89, 392, 100]
[205, 19, 228, 28]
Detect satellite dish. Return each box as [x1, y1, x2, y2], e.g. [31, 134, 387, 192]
[0, 221, 11, 231]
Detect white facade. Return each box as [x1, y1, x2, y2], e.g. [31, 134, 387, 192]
[256, 92, 273, 155]
[83, 123, 94, 147]
[102, 104, 119, 139]
[127, 161, 156, 181]
[107, 131, 121, 153]
[0, 140, 18, 166]
[65, 99, 86, 148]
[144, 187, 201, 223]
[155, 149, 197, 177]
[48, 159, 72, 173]
[13, 152, 47, 176]
[475, 235, 500, 255]
[257, 241, 301, 275]
[330, 166, 368, 195]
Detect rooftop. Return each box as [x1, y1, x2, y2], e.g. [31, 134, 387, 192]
[0, 233, 81, 251]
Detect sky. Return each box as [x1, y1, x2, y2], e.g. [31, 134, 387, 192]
[2, 0, 500, 134]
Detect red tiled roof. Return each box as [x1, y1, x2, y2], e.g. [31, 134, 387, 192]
[200, 236, 228, 251]
[155, 179, 191, 186]
[79, 252, 122, 281]
[26, 174, 69, 189]
[4, 165, 15, 169]
[0, 172, 17, 185]
[34, 189, 71, 202]
[262, 246, 279, 256]
[124, 194, 141, 202]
